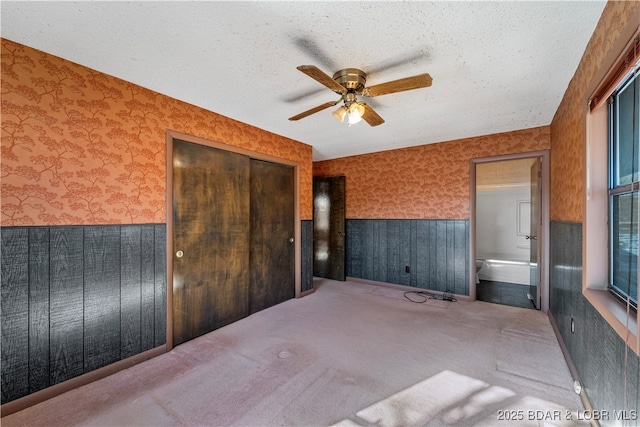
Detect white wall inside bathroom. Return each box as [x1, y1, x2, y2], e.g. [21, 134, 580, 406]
[476, 186, 530, 261]
[476, 157, 535, 285]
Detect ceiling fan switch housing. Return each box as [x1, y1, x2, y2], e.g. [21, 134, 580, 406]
[333, 68, 367, 91]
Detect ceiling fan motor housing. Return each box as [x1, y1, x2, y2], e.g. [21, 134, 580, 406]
[333, 68, 366, 92]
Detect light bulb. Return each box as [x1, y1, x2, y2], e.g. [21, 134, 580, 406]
[348, 102, 365, 125]
[332, 106, 347, 123]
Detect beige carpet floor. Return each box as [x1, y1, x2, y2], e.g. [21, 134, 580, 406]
[2, 278, 586, 426]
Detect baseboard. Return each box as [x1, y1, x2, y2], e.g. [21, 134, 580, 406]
[547, 311, 597, 425]
[345, 276, 471, 301]
[1, 345, 167, 417]
[299, 287, 315, 297]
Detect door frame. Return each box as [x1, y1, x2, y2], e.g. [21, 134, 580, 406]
[469, 150, 550, 312]
[165, 130, 302, 350]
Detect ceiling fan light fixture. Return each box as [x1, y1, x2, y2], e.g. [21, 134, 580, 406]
[347, 102, 365, 125]
[291, 65, 431, 126]
[332, 105, 348, 123]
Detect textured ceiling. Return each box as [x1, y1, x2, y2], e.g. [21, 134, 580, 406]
[1, 1, 606, 161]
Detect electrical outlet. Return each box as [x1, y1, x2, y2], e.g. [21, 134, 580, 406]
[405, 265, 410, 273]
[573, 380, 582, 394]
[571, 317, 575, 333]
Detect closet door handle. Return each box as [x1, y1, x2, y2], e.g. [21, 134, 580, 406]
[289, 237, 294, 243]
[525, 235, 537, 240]
[176, 250, 184, 258]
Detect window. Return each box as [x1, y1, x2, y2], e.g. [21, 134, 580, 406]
[609, 70, 639, 308]
[585, 32, 639, 350]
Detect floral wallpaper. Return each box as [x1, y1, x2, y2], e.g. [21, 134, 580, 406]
[550, 1, 640, 222]
[1, 39, 313, 226]
[313, 126, 550, 219]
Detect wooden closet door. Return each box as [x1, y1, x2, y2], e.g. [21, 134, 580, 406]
[172, 139, 250, 346]
[249, 159, 295, 314]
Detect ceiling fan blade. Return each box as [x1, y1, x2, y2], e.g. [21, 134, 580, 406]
[288, 100, 339, 121]
[297, 65, 346, 94]
[361, 103, 385, 127]
[363, 73, 432, 97]
[292, 37, 338, 71]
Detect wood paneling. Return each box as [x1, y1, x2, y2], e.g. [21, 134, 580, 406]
[249, 159, 295, 314]
[121, 226, 142, 359]
[50, 227, 84, 385]
[301, 220, 314, 292]
[140, 225, 156, 351]
[154, 225, 166, 348]
[549, 220, 640, 415]
[84, 226, 121, 372]
[0, 224, 166, 404]
[28, 228, 50, 393]
[1, 228, 29, 402]
[346, 219, 469, 294]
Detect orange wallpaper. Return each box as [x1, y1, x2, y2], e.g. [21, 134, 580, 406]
[1, 39, 313, 226]
[550, 1, 640, 222]
[313, 126, 550, 219]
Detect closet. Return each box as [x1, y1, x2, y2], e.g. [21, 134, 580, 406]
[172, 139, 294, 346]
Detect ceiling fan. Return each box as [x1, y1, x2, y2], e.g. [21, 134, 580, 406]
[288, 65, 432, 126]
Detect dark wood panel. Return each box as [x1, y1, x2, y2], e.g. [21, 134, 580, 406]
[361, 220, 374, 280]
[453, 221, 467, 295]
[313, 176, 346, 281]
[428, 221, 438, 288]
[173, 139, 250, 346]
[301, 220, 314, 292]
[415, 220, 430, 289]
[84, 226, 121, 372]
[344, 219, 469, 294]
[121, 226, 142, 359]
[1, 228, 29, 403]
[436, 221, 447, 292]
[28, 227, 50, 394]
[1, 224, 168, 404]
[399, 220, 411, 286]
[50, 227, 84, 385]
[249, 159, 295, 314]
[445, 221, 456, 292]
[346, 220, 363, 278]
[374, 220, 387, 282]
[140, 225, 156, 351]
[409, 220, 418, 286]
[386, 220, 400, 285]
[548, 221, 640, 418]
[154, 225, 167, 347]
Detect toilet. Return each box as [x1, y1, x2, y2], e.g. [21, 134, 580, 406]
[475, 259, 485, 284]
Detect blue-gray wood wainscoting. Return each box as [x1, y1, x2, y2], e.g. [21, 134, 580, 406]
[1, 221, 315, 404]
[346, 219, 469, 296]
[1, 224, 167, 404]
[549, 221, 640, 415]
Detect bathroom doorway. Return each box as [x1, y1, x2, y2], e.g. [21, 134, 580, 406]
[470, 151, 549, 311]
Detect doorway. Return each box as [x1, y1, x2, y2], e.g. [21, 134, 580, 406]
[470, 151, 549, 312]
[167, 132, 300, 349]
[313, 176, 346, 281]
